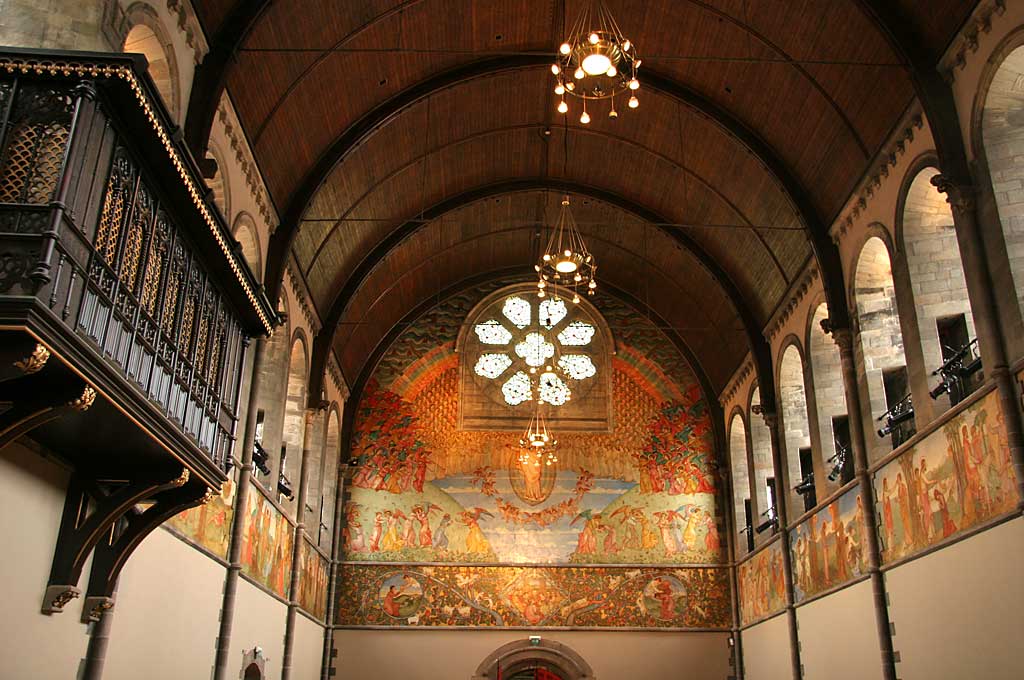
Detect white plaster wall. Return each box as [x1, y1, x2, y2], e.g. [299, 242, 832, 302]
[334, 630, 731, 680]
[104, 529, 225, 680]
[885, 517, 1024, 680]
[741, 615, 792, 680]
[0, 440, 92, 680]
[291, 613, 325, 680]
[795, 580, 884, 680]
[229, 577, 288, 680]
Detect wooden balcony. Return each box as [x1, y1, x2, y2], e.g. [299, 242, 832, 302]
[0, 49, 276, 617]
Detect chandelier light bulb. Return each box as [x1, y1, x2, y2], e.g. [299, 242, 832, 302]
[606, 65, 617, 77]
[543, 253, 552, 261]
[565, 81, 575, 92]
[580, 110, 590, 124]
[537, 290, 546, 298]
[581, 52, 612, 76]
[551, 63, 561, 75]
[555, 83, 565, 95]
[574, 273, 583, 282]
[560, 42, 571, 55]
[628, 95, 639, 108]
[589, 280, 597, 289]
[623, 40, 631, 52]
[574, 67, 585, 80]
[558, 100, 568, 114]
[573, 294, 581, 304]
[609, 108, 618, 119]
[564, 249, 572, 257]
[628, 78, 640, 91]
[589, 32, 600, 44]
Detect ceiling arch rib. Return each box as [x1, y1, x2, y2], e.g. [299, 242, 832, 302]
[265, 57, 835, 330]
[306, 179, 762, 405]
[335, 207, 743, 374]
[298, 127, 801, 319]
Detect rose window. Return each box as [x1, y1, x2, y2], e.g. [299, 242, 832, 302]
[468, 292, 600, 407]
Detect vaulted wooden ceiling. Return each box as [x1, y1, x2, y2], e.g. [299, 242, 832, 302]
[192, 0, 979, 394]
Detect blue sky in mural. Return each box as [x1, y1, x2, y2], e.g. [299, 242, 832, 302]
[434, 471, 635, 563]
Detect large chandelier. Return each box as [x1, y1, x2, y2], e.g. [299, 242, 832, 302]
[552, 0, 641, 123]
[535, 196, 597, 304]
[518, 403, 559, 467]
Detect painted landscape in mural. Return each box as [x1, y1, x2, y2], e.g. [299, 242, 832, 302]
[165, 474, 236, 560]
[874, 389, 1017, 563]
[240, 488, 294, 599]
[336, 564, 730, 629]
[789, 488, 867, 602]
[737, 540, 785, 626]
[297, 539, 329, 620]
[342, 292, 722, 568]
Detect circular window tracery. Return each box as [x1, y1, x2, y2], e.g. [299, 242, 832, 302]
[468, 292, 601, 408]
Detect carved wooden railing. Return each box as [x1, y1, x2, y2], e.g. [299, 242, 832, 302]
[0, 51, 274, 471]
[0, 50, 277, 617]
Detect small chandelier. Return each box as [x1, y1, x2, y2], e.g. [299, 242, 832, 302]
[552, 0, 641, 123]
[518, 404, 558, 467]
[535, 196, 597, 304]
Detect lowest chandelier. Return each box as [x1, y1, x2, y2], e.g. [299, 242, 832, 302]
[552, 0, 641, 123]
[535, 196, 598, 304]
[518, 403, 559, 467]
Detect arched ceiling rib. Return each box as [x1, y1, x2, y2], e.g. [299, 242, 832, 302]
[187, 0, 981, 400]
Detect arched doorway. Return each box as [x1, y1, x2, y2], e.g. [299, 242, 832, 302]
[473, 639, 595, 680]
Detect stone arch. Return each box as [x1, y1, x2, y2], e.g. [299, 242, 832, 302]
[852, 235, 911, 460]
[807, 300, 850, 491]
[776, 339, 814, 515]
[280, 330, 310, 509]
[120, 3, 180, 121]
[472, 639, 595, 680]
[747, 384, 775, 541]
[895, 156, 978, 409]
[728, 409, 751, 552]
[205, 140, 232, 222]
[316, 403, 342, 551]
[233, 212, 263, 282]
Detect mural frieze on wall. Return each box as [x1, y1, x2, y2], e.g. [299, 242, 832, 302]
[737, 540, 785, 626]
[337, 285, 730, 630]
[336, 564, 731, 629]
[789, 487, 867, 602]
[165, 472, 236, 560]
[297, 538, 329, 621]
[874, 388, 1017, 564]
[240, 486, 294, 599]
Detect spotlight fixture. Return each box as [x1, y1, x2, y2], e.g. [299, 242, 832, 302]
[252, 442, 271, 476]
[552, 0, 640, 122]
[794, 473, 815, 496]
[755, 506, 777, 534]
[535, 196, 597, 302]
[827, 446, 849, 483]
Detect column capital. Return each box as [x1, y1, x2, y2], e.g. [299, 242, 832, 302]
[831, 327, 854, 355]
[930, 174, 976, 217]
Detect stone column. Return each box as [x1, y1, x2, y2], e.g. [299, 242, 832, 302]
[833, 329, 898, 680]
[933, 177, 1024, 507]
[213, 336, 265, 680]
[281, 407, 317, 680]
[762, 411, 801, 680]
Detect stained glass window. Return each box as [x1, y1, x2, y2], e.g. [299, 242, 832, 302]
[558, 354, 597, 380]
[463, 289, 606, 413]
[539, 298, 568, 328]
[502, 296, 531, 329]
[475, 353, 512, 379]
[538, 371, 570, 406]
[502, 371, 533, 405]
[515, 332, 556, 368]
[557, 321, 595, 346]
[475, 319, 512, 345]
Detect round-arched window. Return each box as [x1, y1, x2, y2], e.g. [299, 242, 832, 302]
[458, 284, 611, 432]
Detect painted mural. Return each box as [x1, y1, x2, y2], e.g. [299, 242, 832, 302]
[874, 389, 1017, 564]
[165, 473, 236, 560]
[789, 487, 867, 602]
[240, 487, 294, 599]
[336, 564, 730, 629]
[342, 292, 722, 567]
[297, 538, 329, 621]
[737, 540, 785, 626]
